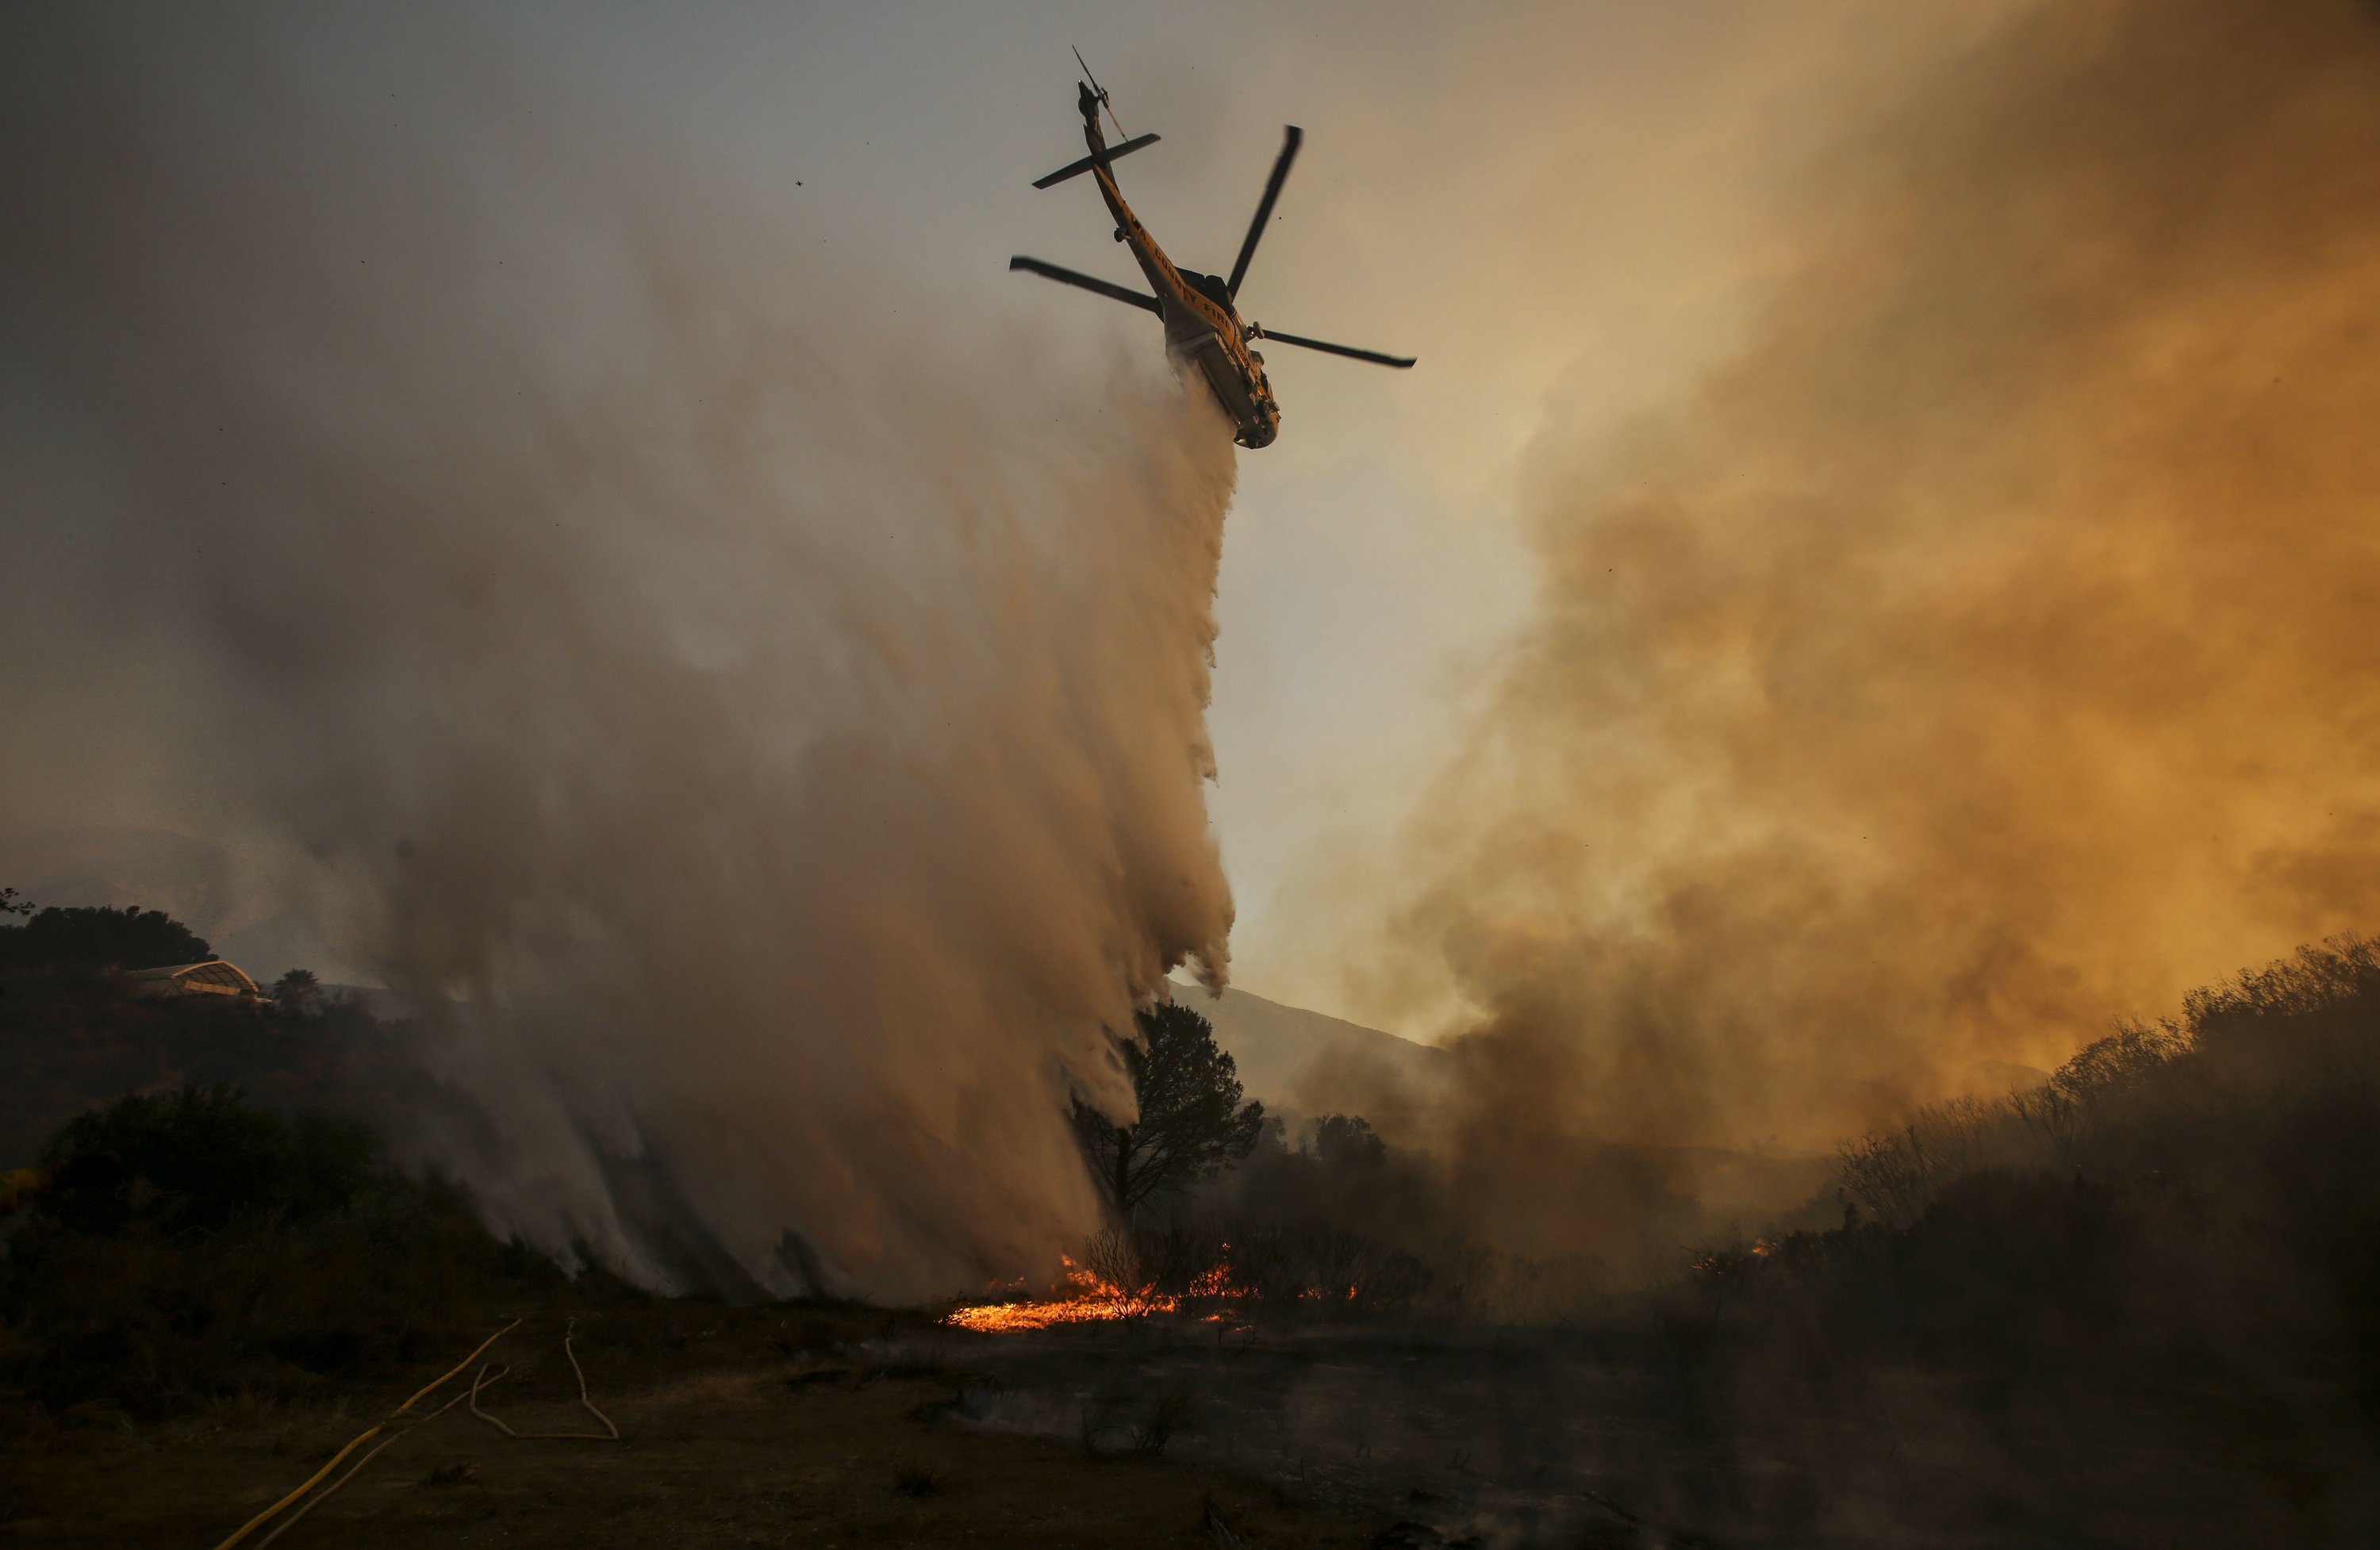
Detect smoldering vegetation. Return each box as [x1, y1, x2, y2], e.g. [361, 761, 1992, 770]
[0, 5, 1240, 1303]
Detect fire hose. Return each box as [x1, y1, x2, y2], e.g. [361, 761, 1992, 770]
[210, 1317, 620, 1549]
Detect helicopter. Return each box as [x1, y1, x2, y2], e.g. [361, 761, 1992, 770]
[1010, 53, 1415, 450]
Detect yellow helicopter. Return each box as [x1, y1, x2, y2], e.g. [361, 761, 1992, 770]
[1011, 52, 1415, 450]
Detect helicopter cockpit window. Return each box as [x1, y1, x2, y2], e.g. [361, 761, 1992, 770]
[1184, 270, 1233, 309]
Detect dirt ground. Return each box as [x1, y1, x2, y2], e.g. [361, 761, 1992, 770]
[0, 1301, 1389, 1549]
[10, 1295, 2370, 1548]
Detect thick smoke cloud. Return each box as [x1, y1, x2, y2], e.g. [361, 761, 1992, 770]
[1372, 0, 2380, 1165]
[0, 9, 1235, 1298]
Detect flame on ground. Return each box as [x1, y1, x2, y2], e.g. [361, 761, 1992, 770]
[943, 1259, 1178, 1333]
[944, 1254, 1345, 1333]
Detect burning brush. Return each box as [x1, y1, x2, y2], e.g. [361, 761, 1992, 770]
[943, 1257, 1182, 1333]
[943, 1246, 1357, 1333]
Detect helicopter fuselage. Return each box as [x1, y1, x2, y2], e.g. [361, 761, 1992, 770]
[1077, 96, 1282, 449]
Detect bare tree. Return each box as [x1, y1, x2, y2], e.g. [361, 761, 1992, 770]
[1072, 1002, 1265, 1216]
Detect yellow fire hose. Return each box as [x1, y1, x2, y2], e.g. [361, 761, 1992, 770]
[251, 1381, 482, 1548]
[209, 1319, 520, 1550]
[468, 1319, 620, 1441]
[210, 1316, 624, 1548]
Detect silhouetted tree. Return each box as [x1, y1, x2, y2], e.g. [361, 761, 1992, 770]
[0, 904, 211, 973]
[1308, 1113, 1388, 1172]
[272, 967, 321, 1013]
[1072, 1002, 1265, 1216]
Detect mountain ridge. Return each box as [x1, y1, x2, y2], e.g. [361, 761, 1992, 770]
[1164, 975, 1449, 1122]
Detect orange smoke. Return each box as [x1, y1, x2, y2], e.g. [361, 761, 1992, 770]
[1363, 0, 2380, 1171]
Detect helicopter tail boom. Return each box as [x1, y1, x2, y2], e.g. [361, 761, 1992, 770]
[1031, 132, 1161, 190]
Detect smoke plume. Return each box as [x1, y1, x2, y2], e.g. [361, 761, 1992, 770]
[0, 9, 1235, 1298]
[1374, 0, 2380, 1169]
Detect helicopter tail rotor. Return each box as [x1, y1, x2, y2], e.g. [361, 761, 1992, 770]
[1072, 45, 1131, 142]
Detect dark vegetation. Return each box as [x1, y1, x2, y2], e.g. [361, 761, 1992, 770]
[1068, 1003, 1459, 1311]
[1690, 937, 2380, 1410]
[1081, 1112, 1450, 1313]
[0, 896, 573, 1418]
[0, 946, 397, 1172]
[0, 1084, 566, 1416]
[0, 901, 213, 974]
[1069, 1001, 1265, 1214]
[1479, 938, 2380, 1541]
[1075, 1003, 1630, 1315]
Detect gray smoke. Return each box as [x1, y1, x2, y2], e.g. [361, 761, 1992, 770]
[0, 7, 1237, 1299]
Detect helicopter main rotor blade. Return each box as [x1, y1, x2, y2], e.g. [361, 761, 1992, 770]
[1252, 325, 1415, 368]
[1225, 125, 1303, 301]
[1009, 257, 1161, 315]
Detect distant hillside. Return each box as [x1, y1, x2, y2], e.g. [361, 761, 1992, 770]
[1164, 976, 1450, 1122]
[1169, 978, 1844, 1237]
[0, 826, 342, 984]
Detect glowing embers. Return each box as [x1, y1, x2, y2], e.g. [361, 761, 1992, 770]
[944, 1259, 1174, 1333]
[945, 1254, 1265, 1333]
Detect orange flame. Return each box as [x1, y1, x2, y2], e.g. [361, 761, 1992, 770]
[944, 1253, 1270, 1333]
[943, 1257, 1173, 1333]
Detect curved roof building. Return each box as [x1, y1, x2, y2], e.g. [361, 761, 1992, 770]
[124, 959, 263, 999]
